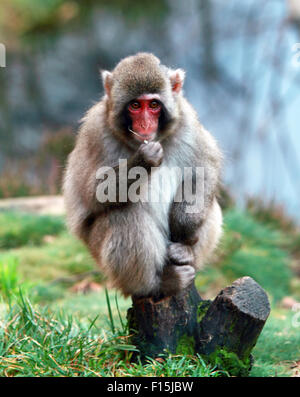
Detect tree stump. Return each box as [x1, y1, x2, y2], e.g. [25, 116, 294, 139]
[127, 276, 270, 376]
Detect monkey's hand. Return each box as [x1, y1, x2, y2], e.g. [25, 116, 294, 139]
[167, 242, 194, 266]
[137, 141, 163, 168]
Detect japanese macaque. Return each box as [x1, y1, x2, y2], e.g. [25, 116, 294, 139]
[63, 53, 223, 298]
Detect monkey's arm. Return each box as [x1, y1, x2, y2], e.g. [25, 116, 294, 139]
[64, 138, 164, 241]
[169, 134, 221, 246]
[96, 141, 163, 208]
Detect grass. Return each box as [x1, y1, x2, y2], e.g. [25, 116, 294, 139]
[0, 292, 134, 377]
[0, 207, 299, 377]
[196, 209, 295, 304]
[251, 309, 300, 376]
[0, 290, 222, 377]
[219, 210, 292, 303]
[0, 211, 65, 249]
[5, 232, 96, 283]
[0, 255, 20, 300]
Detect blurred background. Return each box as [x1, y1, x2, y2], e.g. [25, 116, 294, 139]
[0, 0, 300, 377]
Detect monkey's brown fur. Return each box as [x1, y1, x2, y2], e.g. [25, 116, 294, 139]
[63, 53, 223, 298]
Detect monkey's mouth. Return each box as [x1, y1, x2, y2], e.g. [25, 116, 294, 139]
[128, 127, 156, 143]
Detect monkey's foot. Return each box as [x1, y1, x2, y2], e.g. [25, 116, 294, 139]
[175, 265, 195, 289]
[167, 243, 194, 266]
[161, 264, 195, 296]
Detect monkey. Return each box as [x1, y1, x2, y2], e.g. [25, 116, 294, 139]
[63, 53, 223, 299]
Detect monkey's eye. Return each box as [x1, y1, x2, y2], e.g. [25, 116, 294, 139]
[149, 100, 160, 109]
[129, 101, 140, 110]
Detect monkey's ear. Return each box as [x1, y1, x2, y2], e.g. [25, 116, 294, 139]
[169, 68, 185, 94]
[101, 70, 113, 97]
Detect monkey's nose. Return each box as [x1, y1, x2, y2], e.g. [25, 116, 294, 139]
[141, 121, 150, 129]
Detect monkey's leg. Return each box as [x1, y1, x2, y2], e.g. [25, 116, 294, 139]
[98, 207, 169, 298]
[96, 208, 196, 298]
[168, 199, 203, 247]
[167, 197, 202, 271]
[168, 198, 222, 269]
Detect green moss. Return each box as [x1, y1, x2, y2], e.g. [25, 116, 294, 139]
[176, 334, 195, 355]
[197, 300, 211, 323]
[207, 348, 251, 377]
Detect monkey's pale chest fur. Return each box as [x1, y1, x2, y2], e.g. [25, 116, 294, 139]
[142, 160, 181, 236]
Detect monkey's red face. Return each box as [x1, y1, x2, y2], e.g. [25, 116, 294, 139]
[128, 94, 162, 142]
